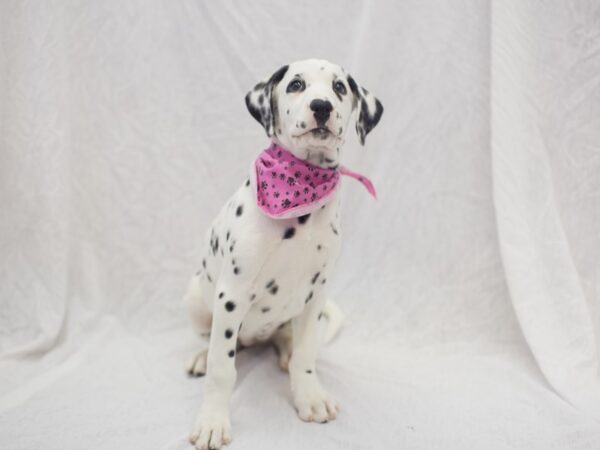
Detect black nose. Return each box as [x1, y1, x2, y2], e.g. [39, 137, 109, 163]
[310, 99, 333, 125]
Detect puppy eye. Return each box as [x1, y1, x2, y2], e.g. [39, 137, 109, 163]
[286, 79, 305, 93]
[333, 80, 347, 95]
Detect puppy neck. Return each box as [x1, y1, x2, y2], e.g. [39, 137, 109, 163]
[271, 137, 342, 170]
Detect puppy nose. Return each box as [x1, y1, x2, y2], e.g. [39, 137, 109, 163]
[310, 99, 333, 125]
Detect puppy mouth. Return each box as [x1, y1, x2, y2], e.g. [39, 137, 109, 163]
[311, 126, 331, 136]
[292, 125, 338, 140]
[296, 126, 332, 139]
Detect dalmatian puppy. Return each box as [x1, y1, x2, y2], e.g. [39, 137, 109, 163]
[185, 58, 383, 450]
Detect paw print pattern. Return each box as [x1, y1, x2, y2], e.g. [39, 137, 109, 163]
[254, 144, 342, 217]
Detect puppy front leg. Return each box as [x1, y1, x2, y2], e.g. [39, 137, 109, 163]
[289, 289, 339, 423]
[190, 287, 249, 450]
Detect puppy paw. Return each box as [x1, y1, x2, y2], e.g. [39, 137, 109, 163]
[293, 384, 339, 423]
[185, 349, 208, 377]
[189, 410, 232, 450]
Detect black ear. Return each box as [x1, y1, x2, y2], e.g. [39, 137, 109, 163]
[245, 65, 289, 137]
[347, 75, 384, 145]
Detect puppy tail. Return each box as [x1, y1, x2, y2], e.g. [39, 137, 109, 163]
[321, 300, 344, 344]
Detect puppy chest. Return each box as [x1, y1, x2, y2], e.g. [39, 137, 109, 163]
[238, 232, 338, 343]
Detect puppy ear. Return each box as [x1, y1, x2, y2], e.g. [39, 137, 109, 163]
[347, 75, 384, 145]
[245, 65, 289, 137]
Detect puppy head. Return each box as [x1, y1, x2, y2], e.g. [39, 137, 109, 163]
[245, 59, 383, 166]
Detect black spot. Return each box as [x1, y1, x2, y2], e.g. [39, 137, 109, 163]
[225, 329, 233, 339]
[207, 273, 213, 283]
[261, 307, 271, 313]
[311, 272, 320, 284]
[231, 258, 236, 266]
[229, 245, 234, 253]
[286, 109, 290, 115]
[306, 369, 313, 374]
[226, 230, 230, 241]
[330, 223, 339, 235]
[258, 94, 264, 105]
[245, 179, 250, 187]
[250, 293, 256, 301]
[318, 312, 323, 320]
[228, 350, 235, 358]
[317, 244, 322, 251]
[225, 301, 236, 312]
[283, 227, 296, 239]
[266, 279, 276, 288]
[236, 205, 243, 216]
[202, 259, 206, 268]
[195, 270, 201, 276]
[233, 267, 240, 275]
[270, 285, 278, 295]
[218, 292, 225, 299]
[305, 291, 313, 303]
[321, 278, 327, 285]
[298, 214, 311, 224]
[300, 121, 306, 129]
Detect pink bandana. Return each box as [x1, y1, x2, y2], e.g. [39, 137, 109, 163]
[251, 143, 376, 219]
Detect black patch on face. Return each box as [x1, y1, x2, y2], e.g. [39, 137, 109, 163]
[228, 350, 235, 358]
[298, 214, 311, 224]
[233, 267, 240, 275]
[225, 329, 233, 339]
[283, 227, 296, 239]
[311, 272, 320, 284]
[225, 301, 236, 312]
[270, 285, 278, 295]
[236, 205, 243, 216]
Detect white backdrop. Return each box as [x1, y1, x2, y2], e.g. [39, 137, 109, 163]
[1, 1, 600, 449]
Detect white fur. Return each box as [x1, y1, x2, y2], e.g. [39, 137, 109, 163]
[185, 59, 382, 450]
